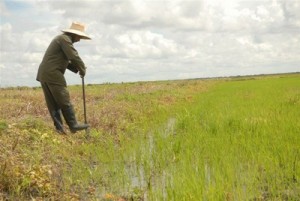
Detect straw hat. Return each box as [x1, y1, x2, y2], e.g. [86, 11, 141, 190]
[62, 22, 91, 40]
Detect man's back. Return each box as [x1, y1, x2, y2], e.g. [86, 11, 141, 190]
[36, 34, 71, 86]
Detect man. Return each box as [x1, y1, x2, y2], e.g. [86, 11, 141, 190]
[37, 22, 91, 134]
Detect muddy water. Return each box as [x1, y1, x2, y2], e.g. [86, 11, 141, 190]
[125, 117, 177, 200]
[95, 117, 177, 200]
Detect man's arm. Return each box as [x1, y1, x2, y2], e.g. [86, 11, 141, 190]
[67, 62, 79, 73]
[60, 35, 86, 77]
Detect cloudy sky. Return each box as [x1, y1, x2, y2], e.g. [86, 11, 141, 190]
[0, 0, 299, 87]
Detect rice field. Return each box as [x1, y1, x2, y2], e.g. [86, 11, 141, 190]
[0, 73, 299, 200]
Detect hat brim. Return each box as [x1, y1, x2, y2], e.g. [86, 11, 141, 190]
[62, 29, 91, 40]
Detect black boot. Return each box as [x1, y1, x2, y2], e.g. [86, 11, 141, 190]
[51, 110, 66, 134]
[62, 105, 89, 133]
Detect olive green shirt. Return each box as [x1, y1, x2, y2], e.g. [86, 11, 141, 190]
[36, 34, 86, 86]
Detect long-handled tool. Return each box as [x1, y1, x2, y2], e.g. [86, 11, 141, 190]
[82, 77, 90, 139]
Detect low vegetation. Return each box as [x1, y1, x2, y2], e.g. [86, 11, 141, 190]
[0, 73, 299, 200]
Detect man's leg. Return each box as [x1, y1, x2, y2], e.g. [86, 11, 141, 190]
[47, 83, 89, 133]
[41, 82, 66, 134]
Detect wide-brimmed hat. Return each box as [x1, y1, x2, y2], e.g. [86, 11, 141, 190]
[62, 22, 91, 40]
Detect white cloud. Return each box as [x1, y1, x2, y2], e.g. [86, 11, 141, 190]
[0, 23, 15, 51]
[0, 0, 9, 16]
[115, 30, 180, 58]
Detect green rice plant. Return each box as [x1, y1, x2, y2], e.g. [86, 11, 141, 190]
[132, 75, 300, 200]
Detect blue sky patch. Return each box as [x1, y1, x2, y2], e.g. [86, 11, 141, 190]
[4, 0, 31, 11]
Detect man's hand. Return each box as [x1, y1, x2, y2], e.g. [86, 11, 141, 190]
[79, 66, 87, 78]
[79, 71, 85, 78]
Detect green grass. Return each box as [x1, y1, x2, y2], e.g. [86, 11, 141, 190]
[0, 74, 299, 200]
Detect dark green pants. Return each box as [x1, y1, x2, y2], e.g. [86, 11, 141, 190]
[41, 82, 71, 130]
[41, 82, 71, 111]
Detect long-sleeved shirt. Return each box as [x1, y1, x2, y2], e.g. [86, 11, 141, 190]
[36, 33, 86, 86]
